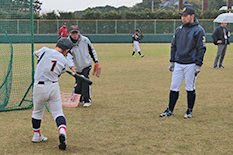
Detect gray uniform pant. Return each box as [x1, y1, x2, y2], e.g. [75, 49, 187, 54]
[214, 44, 227, 67]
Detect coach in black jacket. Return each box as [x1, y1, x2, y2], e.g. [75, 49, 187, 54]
[212, 22, 231, 68]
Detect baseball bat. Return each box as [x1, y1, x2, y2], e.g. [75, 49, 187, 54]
[66, 70, 93, 85]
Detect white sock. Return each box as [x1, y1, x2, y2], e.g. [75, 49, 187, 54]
[33, 128, 41, 137]
[58, 125, 66, 135]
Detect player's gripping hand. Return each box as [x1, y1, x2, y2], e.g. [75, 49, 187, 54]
[195, 65, 201, 76]
[71, 66, 77, 73]
[93, 63, 101, 77]
[168, 62, 175, 72]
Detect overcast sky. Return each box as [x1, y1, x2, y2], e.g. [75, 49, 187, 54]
[39, 0, 142, 14]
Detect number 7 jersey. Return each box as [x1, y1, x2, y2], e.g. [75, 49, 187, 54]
[34, 47, 67, 82]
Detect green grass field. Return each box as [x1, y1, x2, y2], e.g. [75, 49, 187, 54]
[0, 43, 233, 154]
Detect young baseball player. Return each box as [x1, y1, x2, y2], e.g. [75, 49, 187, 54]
[160, 7, 206, 118]
[67, 25, 101, 107]
[132, 28, 144, 57]
[31, 38, 73, 150]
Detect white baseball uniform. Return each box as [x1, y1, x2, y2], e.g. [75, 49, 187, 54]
[32, 47, 67, 121]
[133, 40, 140, 52]
[132, 33, 141, 52]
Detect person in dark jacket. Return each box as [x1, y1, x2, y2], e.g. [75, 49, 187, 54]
[160, 7, 206, 118]
[212, 22, 231, 69]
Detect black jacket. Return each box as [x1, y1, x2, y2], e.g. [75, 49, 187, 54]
[212, 26, 230, 45]
[170, 18, 206, 66]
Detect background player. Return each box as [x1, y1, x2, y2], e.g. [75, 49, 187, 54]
[132, 28, 144, 57]
[160, 7, 206, 118]
[58, 23, 67, 39]
[212, 22, 231, 69]
[31, 38, 73, 150]
[67, 25, 101, 107]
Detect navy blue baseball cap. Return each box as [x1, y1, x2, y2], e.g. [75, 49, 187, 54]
[179, 7, 195, 15]
[57, 38, 73, 50]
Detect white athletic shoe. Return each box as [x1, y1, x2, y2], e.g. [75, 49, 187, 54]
[83, 102, 91, 107]
[59, 133, 67, 150]
[32, 135, 48, 143]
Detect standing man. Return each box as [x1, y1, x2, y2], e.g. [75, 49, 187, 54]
[132, 28, 144, 57]
[58, 23, 68, 39]
[67, 25, 101, 107]
[212, 22, 231, 69]
[160, 7, 206, 118]
[31, 38, 73, 150]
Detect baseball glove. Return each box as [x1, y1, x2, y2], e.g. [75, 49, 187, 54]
[93, 63, 101, 77]
[140, 33, 144, 39]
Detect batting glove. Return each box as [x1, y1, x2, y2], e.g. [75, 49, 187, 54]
[93, 63, 101, 77]
[168, 62, 175, 72]
[195, 65, 201, 76]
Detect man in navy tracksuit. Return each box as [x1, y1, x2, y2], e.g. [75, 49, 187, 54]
[160, 7, 206, 118]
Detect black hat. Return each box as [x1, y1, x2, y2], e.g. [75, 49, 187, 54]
[57, 38, 73, 50]
[63, 22, 66, 25]
[179, 7, 195, 15]
[135, 28, 140, 32]
[69, 25, 79, 33]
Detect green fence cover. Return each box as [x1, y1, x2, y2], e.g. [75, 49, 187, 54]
[0, 0, 34, 111]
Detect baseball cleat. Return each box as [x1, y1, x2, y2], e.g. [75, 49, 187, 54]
[160, 108, 174, 117]
[141, 54, 144, 58]
[219, 66, 225, 69]
[184, 109, 193, 119]
[59, 133, 67, 150]
[132, 55, 136, 57]
[79, 101, 84, 104]
[83, 102, 91, 107]
[32, 135, 48, 143]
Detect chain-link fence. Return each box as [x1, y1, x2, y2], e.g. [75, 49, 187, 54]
[5, 19, 230, 35]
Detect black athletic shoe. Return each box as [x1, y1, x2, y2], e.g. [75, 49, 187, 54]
[58, 134, 67, 150]
[160, 108, 174, 117]
[184, 109, 193, 119]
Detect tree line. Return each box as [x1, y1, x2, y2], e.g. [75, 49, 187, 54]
[0, 0, 229, 20]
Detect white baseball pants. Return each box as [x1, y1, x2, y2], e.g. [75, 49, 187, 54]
[133, 41, 140, 52]
[170, 63, 197, 92]
[32, 82, 64, 121]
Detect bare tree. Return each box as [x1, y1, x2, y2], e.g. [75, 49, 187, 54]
[179, 0, 183, 10]
[227, 0, 232, 10]
[202, 0, 208, 12]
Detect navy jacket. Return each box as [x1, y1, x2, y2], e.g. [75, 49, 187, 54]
[170, 18, 206, 66]
[211, 26, 230, 45]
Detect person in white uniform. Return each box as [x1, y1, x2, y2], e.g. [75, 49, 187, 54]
[31, 38, 73, 150]
[132, 28, 144, 58]
[159, 7, 206, 119]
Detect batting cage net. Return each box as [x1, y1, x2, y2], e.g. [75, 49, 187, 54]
[0, 0, 34, 111]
